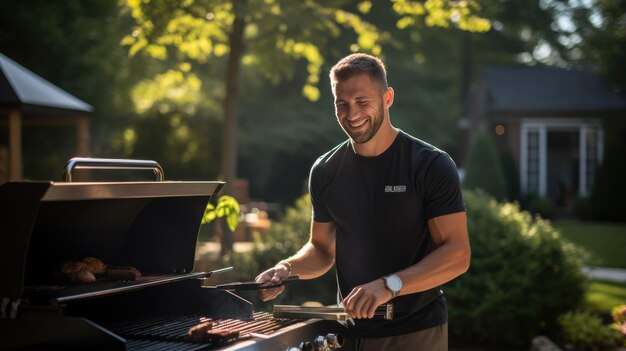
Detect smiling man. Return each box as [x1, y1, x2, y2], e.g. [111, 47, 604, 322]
[256, 53, 470, 350]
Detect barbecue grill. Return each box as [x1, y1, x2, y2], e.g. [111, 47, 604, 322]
[0, 158, 346, 351]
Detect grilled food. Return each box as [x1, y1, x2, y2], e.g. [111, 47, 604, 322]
[59, 260, 87, 275]
[106, 265, 141, 281]
[82, 257, 106, 276]
[69, 270, 96, 284]
[187, 320, 214, 342]
[56, 258, 141, 284]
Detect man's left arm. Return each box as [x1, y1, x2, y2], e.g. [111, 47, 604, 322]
[396, 211, 470, 293]
[343, 211, 470, 319]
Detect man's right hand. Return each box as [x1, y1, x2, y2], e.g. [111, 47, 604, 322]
[255, 263, 290, 301]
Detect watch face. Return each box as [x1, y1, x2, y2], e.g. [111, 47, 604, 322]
[386, 275, 402, 292]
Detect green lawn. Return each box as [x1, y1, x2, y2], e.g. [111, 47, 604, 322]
[552, 220, 626, 269]
[584, 280, 626, 312]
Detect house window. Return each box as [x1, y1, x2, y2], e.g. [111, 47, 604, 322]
[527, 129, 540, 194]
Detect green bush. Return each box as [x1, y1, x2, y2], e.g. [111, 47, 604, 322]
[500, 150, 520, 202]
[610, 305, 626, 347]
[558, 310, 622, 350]
[463, 133, 507, 201]
[224, 195, 336, 311]
[520, 193, 557, 219]
[445, 190, 589, 347]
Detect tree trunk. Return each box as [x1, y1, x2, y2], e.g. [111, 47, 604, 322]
[220, 2, 245, 193]
[219, 1, 245, 256]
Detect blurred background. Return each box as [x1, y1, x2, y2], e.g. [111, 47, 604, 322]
[1, 0, 625, 349]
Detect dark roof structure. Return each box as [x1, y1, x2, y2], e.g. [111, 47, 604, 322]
[483, 65, 626, 114]
[0, 52, 92, 114]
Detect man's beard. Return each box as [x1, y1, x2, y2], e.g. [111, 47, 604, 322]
[341, 102, 384, 144]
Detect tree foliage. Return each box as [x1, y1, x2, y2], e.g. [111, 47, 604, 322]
[0, 0, 139, 178]
[119, 0, 490, 194]
[567, 0, 626, 90]
[463, 133, 507, 201]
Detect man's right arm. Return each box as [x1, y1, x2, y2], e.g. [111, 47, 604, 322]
[256, 220, 336, 302]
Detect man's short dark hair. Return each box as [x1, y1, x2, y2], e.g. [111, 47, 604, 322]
[330, 53, 388, 89]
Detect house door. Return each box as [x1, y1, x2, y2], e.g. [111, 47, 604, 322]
[547, 130, 579, 207]
[520, 120, 603, 202]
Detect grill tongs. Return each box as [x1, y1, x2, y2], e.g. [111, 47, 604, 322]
[273, 303, 394, 321]
[214, 275, 300, 291]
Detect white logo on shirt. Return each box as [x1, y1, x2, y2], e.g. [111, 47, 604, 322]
[385, 185, 406, 193]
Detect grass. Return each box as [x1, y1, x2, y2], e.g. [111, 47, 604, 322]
[551, 220, 626, 313]
[552, 220, 626, 269]
[584, 280, 626, 312]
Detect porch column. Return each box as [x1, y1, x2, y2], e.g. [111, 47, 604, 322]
[8, 108, 22, 180]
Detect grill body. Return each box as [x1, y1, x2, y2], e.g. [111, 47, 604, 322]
[0, 180, 345, 350]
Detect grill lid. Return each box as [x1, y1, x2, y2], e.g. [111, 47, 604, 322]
[1, 171, 223, 304]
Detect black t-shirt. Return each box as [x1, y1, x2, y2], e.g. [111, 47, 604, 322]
[309, 130, 465, 338]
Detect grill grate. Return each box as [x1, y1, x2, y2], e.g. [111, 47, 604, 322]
[106, 312, 301, 350]
[125, 339, 209, 351]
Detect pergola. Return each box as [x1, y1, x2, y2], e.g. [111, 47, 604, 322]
[0, 52, 92, 180]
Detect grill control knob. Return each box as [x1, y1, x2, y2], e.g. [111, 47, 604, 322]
[326, 333, 344, 349]
[313, 335, 328, 350]
[299, 341, 314, 351]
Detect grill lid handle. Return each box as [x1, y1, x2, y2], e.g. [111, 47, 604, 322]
[63, 157, 165, 182]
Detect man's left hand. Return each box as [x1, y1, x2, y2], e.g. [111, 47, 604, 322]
[342, 278, 393, 319]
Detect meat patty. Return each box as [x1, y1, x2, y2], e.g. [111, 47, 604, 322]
[68, 270, 96, 284]
[106, 265, 141, 281]
[82, 257, 106, 276]
[59, 261, 87, 275]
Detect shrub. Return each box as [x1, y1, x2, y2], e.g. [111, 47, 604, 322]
[445, 190, 589, 347]
[610, 305, 626, 347]
[521, 193, 557, 220]
[463, 133, 507, 201]
[224, 195, 336, 311]
[529, 196, 556, 220]
[500, 150, 520, 202]
[558, 310, 622, 350]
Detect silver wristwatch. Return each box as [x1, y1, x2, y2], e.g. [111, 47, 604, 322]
[383, 274, 402, 298]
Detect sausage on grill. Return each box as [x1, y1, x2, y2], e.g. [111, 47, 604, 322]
[187, 320, 214, 342]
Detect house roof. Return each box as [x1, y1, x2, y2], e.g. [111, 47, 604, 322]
[0, 52, 92, 114]
[483, 65, 626, 114]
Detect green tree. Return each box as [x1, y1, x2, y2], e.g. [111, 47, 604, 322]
[120, 0, 489, 193]
[567, 0, 626, 90]
[0, 0, 141, 178]
[463, 133, 507, 200]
